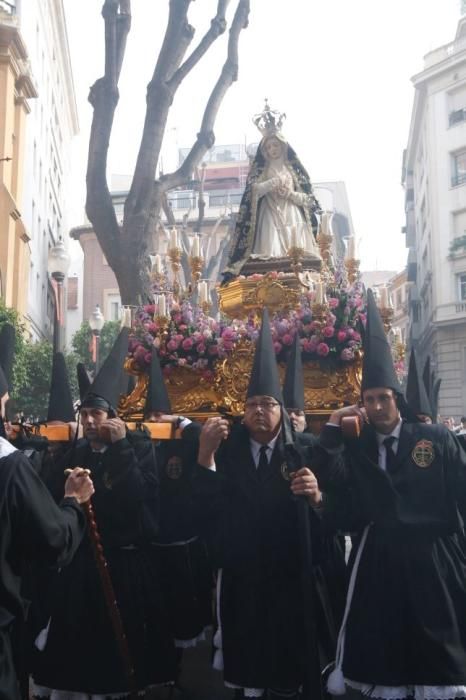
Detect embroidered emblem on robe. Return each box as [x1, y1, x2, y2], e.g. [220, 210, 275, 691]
[412, 440, 435, 468]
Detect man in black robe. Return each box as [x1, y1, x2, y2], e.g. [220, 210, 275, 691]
[318, 289, 466, 700]
[32, 328, 176, 698]
[193, 309, 326, 700]
[0, 346, 93, 700]
[144, 348, 212, 662]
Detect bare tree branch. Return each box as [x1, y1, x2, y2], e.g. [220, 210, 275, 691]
[160, 0, 250, 193]
[86, 1, 131, 268]
[167, 0, 231, 91]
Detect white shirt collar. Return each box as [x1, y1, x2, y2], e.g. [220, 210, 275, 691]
[375, 418, 403, 447]
[250, 432, 280, 464]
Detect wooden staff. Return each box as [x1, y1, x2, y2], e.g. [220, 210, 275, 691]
[65, 469, 138, 699]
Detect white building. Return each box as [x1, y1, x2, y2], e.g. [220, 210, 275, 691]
[403, 13, 466, 418]
[18, 0, 78, 340]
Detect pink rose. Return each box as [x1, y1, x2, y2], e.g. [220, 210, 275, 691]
[317, 342, 330, 357]
[340, 348, 354, 361]
[144, 352, 152, 365]
[197, 343, 206, 354]
[166, 339, 179, 351]
[322, 326, 334, 338]
[274, 342, 282, 354]
[182, 338, 193, 351]
[352, 331, 361, 342]
[328, 297, 339, 309]
[222, 327, 235, 341]
[337, 330, 347, 343]
[223, 340, 234, 351]
[282, 333, 294, 346]
[145, 304, 155, 315]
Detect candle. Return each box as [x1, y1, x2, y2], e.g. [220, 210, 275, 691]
[198, 281, 208, 305]
[315, 282, 323, 305]
[170, 228, 178, 249]
[380, 286, 389, 308]
[346, 237, 356, 260]
[191, 235, 200, 258]
[152, 254, 163, 274]
[320, 212, 329, 236]
[157, 294, 166, 317]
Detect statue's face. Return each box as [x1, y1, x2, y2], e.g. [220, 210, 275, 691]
[264, 137, 284, 161]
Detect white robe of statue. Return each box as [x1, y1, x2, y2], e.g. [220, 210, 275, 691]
[250, 136, 321, 261]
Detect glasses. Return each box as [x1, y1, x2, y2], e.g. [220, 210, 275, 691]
[245, 400, 280, 411]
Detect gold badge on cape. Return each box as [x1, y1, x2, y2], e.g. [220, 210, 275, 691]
[412, 439, 435, 468]
[280, 462, 291, 481]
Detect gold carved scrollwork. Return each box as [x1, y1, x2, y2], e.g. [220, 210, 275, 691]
[219, 273, 301, 320]
[119, 347, 362, 419]
[215, 337, 254, 414]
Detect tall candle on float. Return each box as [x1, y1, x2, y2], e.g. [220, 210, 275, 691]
[170, 228, 178, 249]
[346, 237, 356, 260]
[152, 254, 163, 274]
[158, 294, 167, 317]
[198, 281, 208, 304]
[380, 286, 389, 308]
[315, 282, 324, 305]
[191, 235, 200, 258]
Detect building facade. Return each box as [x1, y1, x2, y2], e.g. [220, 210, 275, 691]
[403, 14, 466, 418]
[0, 2, 36, 316]
[18, 0, 78, 340]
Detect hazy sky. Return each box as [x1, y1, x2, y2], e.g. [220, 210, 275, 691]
[63, 0, 462, 272]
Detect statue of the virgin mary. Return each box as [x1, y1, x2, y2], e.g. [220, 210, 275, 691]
[222, 102, 322, 284]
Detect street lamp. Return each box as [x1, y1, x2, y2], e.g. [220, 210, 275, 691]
[89, 303, 104, 372]
[47, 238, 70, 353]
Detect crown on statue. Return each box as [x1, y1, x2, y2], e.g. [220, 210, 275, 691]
[253, 99, 286, 138]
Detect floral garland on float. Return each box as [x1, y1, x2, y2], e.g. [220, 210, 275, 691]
[128, 267, 366, 378]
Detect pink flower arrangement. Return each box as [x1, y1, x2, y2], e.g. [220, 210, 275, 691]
[128, 279, 365, 371]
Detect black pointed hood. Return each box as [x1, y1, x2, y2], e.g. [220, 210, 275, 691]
[247, 307, 283, 403]
[0, 323, 15, 394]
[47, 352, 75, 422]
[361, 289, 402, 394]
[81, 327, 130, 413]
[77, 362, 91, 401]
[406, 349, 433, 418]
[283, 333, 305, 411]
[144, 348, 171, 416]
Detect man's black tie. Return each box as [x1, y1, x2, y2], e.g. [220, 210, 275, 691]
[383, 436, 397, 473]
[257, 444, 269, 480]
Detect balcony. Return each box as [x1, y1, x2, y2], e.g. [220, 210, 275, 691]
[435, 301, 466, 324]
[0, 1, 15, 14]
[451, 172, 466, 188]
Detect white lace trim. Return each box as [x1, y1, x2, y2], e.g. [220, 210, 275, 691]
[31, 682, 172, 699]
[31, 685, 141, 699]
[345, 679, 466, 700]
[224, 681, 264, 697]
[174, 625, 211, 649]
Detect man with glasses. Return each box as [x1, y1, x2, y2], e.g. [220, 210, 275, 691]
[194, 310, 330, 700]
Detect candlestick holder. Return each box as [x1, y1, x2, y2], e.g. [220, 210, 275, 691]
[344, 257, 360, 286]
[154, 314, 170, 346]
[189, 255, 204, 285]
[150, 269, 167, 288]
[287, 245, 305, 276]
[380, 306, 394, 334]
[168, 246, 182, 298]
[311, 302, 329, 327]
[200, 301, 212, 316]
[317, 230, 333, 268]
